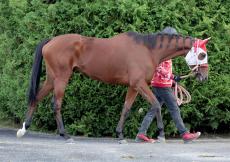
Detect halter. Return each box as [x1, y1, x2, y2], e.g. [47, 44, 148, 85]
[174, 38, 210, 105]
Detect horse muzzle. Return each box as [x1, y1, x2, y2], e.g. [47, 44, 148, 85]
[195, 73, 208, 82]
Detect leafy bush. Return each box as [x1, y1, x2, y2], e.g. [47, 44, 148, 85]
[0, 0, 229, 138]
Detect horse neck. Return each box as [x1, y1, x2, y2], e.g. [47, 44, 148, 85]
[156, 36, 194, 62]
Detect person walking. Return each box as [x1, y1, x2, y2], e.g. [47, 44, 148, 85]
[135, 27, 201, 143]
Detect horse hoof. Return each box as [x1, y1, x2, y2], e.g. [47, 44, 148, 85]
[66, 138, 75, 144]
[16, 129, 26, 138]
[119, 139, 128, 144]
[60, 133, 71, 140]
[16, 122, 26, 138]
[16, 130, 23, 138]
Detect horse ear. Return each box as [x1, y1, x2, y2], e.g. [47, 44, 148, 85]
[200, 37, 211, 46]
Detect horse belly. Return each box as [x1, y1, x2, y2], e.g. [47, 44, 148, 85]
[76, 36, 151, 85]
[78, 54, 129, 84]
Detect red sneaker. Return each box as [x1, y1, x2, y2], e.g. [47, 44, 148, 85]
[182, 132, 201, 143]
[135, 134, 156, 143]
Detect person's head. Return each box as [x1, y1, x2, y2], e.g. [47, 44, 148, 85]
[161, 27, 178, 34]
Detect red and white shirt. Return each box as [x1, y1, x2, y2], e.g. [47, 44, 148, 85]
[151, 60, 174, 88]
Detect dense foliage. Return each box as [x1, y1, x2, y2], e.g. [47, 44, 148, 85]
[0, 0, 229, 138]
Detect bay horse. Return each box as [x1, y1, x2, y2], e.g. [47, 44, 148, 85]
[17, 30, 210, 143]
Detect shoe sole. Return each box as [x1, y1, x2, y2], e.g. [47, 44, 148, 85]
[183, 132, 201, 144]
[156, 136, 166, 143]
[135, 138, 155, 143]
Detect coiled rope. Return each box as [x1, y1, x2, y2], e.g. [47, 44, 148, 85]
[173, 73, 194, 106]
[173, 65, 200, 106]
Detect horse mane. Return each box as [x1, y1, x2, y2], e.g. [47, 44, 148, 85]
[126, 31, 194, 49]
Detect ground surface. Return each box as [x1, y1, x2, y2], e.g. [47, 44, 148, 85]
[0, 128, 230, 162]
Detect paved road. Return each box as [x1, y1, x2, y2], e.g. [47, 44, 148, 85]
[0, 128, 230, 162]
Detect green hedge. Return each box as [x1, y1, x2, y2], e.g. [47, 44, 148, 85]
[0, 0, 229, 138]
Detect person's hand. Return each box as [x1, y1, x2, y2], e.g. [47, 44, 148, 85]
[174, 75, 182, 82]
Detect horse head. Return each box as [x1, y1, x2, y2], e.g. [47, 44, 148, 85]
[185, 37, 211, 82]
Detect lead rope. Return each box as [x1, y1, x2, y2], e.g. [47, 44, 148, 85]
[173, 65, 199, 106]
[175, 39, 200, 106]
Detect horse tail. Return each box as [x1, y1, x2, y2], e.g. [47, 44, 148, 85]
[28, 39, 51, 105]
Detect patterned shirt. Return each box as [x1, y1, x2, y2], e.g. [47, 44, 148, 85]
[151, 60, 174, 87]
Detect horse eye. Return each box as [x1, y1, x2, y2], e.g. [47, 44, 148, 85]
[198, 53, 206, 60]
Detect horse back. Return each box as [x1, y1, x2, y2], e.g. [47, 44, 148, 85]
[42, 33, 154, 84]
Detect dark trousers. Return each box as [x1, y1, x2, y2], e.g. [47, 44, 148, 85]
[138, 87, 188, 135]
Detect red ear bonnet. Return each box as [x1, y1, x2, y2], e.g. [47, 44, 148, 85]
[193, 37, 211, 53]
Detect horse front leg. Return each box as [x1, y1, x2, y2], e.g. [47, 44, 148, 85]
[116, 87, 138, 143]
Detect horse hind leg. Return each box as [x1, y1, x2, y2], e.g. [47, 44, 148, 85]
[17, 77, 54, 138]
[52, 73, 72, 140]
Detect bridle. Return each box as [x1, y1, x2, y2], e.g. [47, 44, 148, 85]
[185, 38, 210, 74]
[174, 38, 210, 105]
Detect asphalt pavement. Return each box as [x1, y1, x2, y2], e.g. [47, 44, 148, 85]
[0, 128, 230, 162]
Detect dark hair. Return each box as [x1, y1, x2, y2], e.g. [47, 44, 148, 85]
[161, 27, 178, 34]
